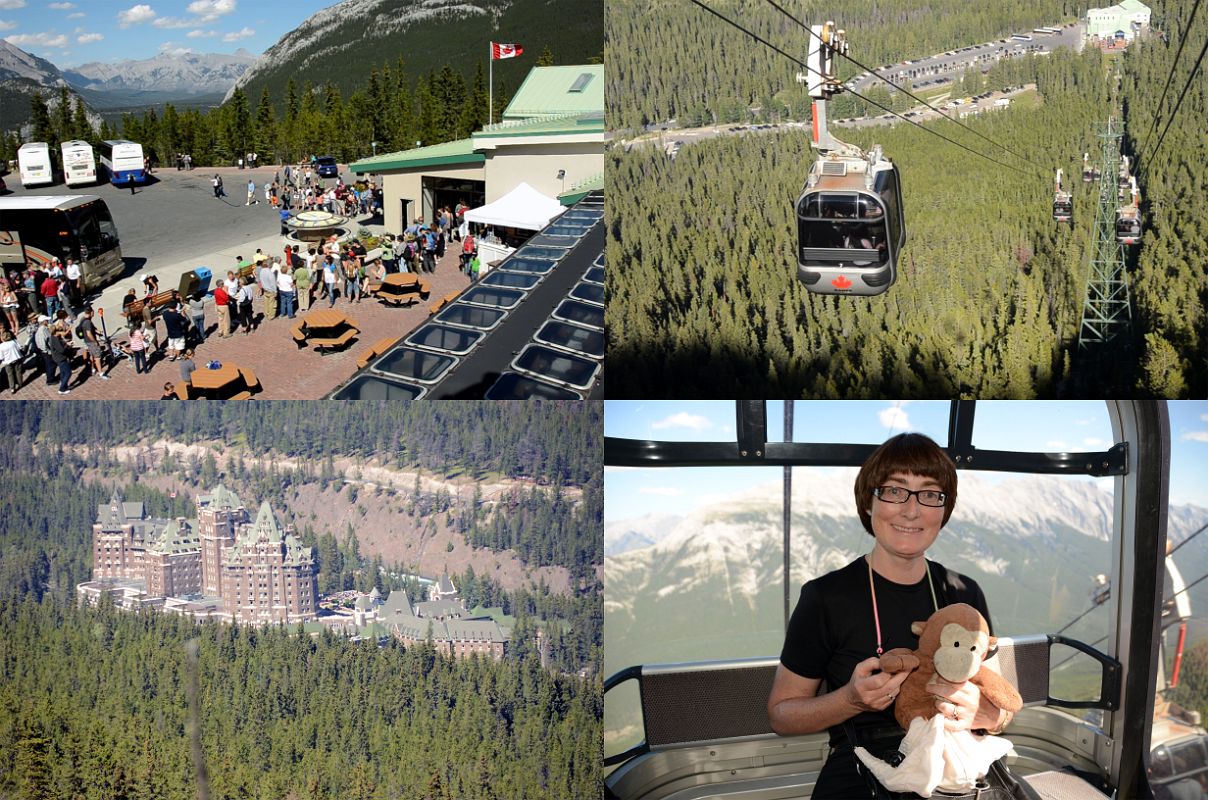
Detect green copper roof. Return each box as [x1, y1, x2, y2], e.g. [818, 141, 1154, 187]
[252, 501, 283, 542]
[559, 173, 604, 205]
[474, 112, 604, 140]
[502, 65, 604, 119]
[201, 483, 242, 511]
[350, 138, 483, 174]
[149, 519, 200, 554]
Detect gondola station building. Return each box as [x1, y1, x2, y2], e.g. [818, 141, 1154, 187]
[79, 485, 319, 625]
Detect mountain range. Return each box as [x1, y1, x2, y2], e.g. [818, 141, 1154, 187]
[226, 0, 604, 106]
[604, 469, 1208, 742]
[0, 39, 98, 135]
[63, 49, 255, 103]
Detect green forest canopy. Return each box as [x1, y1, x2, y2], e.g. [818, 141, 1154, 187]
[606, 0, 1207, 397]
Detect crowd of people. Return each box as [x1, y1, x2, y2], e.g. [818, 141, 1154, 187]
[0, 160, 492, 397]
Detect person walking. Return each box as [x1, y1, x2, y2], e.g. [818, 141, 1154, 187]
[422, 226, 437, 273]
[47, 329, 72, 395]
[160, 303, 189, 361]
[212, 174, 223, 198]
[0, 279, 20, 334]
[342, 255, 361, 305]
[246, 179, 257, 206]
[381, 234, 396, 274]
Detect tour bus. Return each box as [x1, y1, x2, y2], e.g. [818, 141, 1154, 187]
[0, 195, 123, 290]
[1012, 34, 1034, 42]
[604, 400, 1207, 800]
[60, 140, 97, 187]
[1033, 27, 1060, 35]
[98, 140, 145, 185]
[17, 142, 54, 187]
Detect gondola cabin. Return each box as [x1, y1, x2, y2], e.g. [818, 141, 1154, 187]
[796, 148, 905, 296]
[1116, 207, 1141, 245]
[1053, 193, 1073, 224]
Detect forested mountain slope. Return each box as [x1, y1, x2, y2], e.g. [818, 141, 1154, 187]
[1118, 0, 1208, 396]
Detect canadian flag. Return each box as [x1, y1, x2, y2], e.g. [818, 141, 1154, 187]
[491, 42, 523, 60]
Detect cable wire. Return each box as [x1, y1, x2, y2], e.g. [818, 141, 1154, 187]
[761, 0, 1044, 174]
[686, 0, 1036, 177]
[1143, 32, 1208, 170]
[1169, 520, 1208, 558]
[1138, 0, 1204, 156]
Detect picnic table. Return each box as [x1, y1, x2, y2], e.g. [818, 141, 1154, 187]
[187, 363, 261, 399]
[367, 272, 431, 307]
[291, 310, 360, 354]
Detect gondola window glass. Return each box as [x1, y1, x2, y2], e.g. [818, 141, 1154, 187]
[604, 456, 782, 764]
[769, 401, 949, 443]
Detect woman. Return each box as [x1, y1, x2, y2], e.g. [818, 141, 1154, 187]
[0, 279, 21, 334]
[126, 320, 149, 374]
[766, 433, 1012, 798]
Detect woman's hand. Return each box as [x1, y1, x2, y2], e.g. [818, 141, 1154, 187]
[930, 677, 1001, 732]
[846, 657, 911, 713]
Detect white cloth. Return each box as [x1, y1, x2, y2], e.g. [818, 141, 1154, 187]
[855, 715, 1014, 797]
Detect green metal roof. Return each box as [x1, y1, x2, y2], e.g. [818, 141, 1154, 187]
[502, 65, 604, 119]
[559, 172, 604, 205]
[350, 138, 484, 174]
[474, 112, 605, 140]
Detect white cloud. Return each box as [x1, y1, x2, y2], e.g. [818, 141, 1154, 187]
[117, 4, 155, 27]
[0, 0, 27, 9]
[639, 487, 683, 497]
[157, 43, 192, 56]
[153, 16, 194, 28]
[67, 11, 82, 17]
[1045, 439, 1069, 450]
[1083, 437, 1109, 448]
[48, 1, 75, 8]
[186, 28, 216, 37]
[76, 32, 101, 43]
[0, 18, 16, 29]
[187, 0, 234, 22]
[6, 31, 69, 47]
[221, 25, 253, 41]
[650, 412, 713, 432]
[878, 405, 912, 431]
[1181, 431, 1208, 443]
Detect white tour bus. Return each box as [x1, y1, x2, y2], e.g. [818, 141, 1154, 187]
[98, 140, 145, 185]
[60, 140, 97, 187]
[17, 142, 53, 187]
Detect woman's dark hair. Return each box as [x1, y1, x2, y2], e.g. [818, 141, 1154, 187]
[854, 433, 958, 535]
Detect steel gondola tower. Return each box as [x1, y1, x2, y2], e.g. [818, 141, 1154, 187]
[1078, 118, 1133, 349]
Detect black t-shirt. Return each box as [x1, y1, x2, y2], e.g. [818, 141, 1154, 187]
[779, 556, 991, 746]
[161, 310, 188, 338]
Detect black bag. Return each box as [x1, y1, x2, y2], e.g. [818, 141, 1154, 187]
[844, 721, 1039, 800]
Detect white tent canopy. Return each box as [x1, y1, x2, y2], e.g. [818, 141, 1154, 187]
[463, 182, 565, 231]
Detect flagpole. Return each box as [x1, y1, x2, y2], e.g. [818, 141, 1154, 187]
[489, 42, 494, 126]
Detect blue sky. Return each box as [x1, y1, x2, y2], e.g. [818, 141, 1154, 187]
[604, 401, 1208, 520]
[0, 0, 334, 66]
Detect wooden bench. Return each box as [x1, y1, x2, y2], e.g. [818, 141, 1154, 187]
[238, 367, 260, 392]
[290, 323, 308, 348]
[309, 327, 359, 354]
[237, 264, 257, 283]
[147, 290, 178, 311]
[229, 391, 253, 400]
[356, 336, 401, 369]
[174, 383, 191, 400]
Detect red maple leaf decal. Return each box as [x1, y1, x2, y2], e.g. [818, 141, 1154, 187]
[832, 275, 852, 290]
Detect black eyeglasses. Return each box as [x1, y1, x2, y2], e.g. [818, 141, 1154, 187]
[873, 486, 947, 507]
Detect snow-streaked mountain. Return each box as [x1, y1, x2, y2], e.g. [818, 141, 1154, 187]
[0, 38, 68, 87]
[605, 513, 682, 556]
[605, 469, 1208, 743]
[64, 50, 255, 95]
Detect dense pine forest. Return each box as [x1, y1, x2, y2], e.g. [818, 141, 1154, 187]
[0, 401, 602, 798]
[606, 0, 1207, 397]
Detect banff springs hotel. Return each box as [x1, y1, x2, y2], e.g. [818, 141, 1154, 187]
[76, 485, 510, 660]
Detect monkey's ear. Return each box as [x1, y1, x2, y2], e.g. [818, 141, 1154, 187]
[911, 621, 926, 636]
